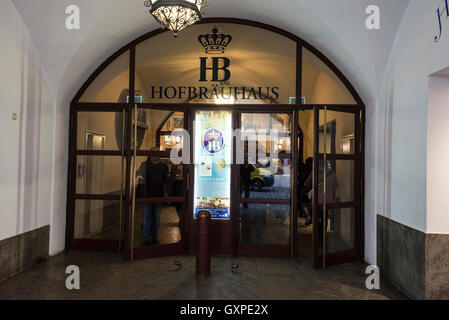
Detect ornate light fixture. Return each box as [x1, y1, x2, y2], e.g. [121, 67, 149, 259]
[144, 0, 210, 36]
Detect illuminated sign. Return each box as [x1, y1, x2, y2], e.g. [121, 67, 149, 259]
[146, 27, 280, 103]
[194, 111, 232, 220]
[202, 129, 225, 154]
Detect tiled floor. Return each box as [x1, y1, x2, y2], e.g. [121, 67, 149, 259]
[0, 251, 407, 300]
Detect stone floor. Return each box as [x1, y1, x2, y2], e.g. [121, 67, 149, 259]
[0, 251, 407, 300]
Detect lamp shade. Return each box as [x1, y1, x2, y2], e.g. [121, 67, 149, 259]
[145, 0, 210, 35]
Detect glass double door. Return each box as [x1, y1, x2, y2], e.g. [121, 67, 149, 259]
[69, 105, 362, 267]
[297, 107, 362, 268]
[189, 109, 294, 257]
[69, 106, 188, 260]
[235, 111, 293, 257]
[128, 107, 188, 260]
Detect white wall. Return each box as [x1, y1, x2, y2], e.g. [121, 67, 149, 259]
[427, 75, 449, 234]
[0, 1, 54, 241]
[376, 0, 449, 237]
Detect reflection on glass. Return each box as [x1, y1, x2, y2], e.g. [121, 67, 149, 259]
[76, 156, 124, 195]
[240, 204, 290, 245]
[297, 110, 315, 259]
[240, 113, 291, 199]
[79, 51, 130, 102]
[240, 160, 290, 199]
[298, 109, 314, 162]
[317, 208, 355, 255]
[241, 113, 292, 155]
[302, 48, 356, 105]
[134, 157, 183, 199]
[319, 110, 355, 155]
[132, 109, 184, 151]
[133, 204, 182, 247]
[317, 159, 355, 204]
[77, 112, 125, 151]
[74, 200, 121, 240]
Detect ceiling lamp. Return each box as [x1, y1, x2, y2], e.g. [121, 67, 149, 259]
[144, 0, 210, 36]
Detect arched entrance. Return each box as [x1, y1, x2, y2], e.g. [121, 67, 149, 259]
[66, 18, 365, 268]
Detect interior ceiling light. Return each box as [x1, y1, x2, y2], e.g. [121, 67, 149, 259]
[144, 0, 211, 36]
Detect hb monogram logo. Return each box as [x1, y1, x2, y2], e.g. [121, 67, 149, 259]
[198, 28, 232, 82]
[202, 129, 225, 154]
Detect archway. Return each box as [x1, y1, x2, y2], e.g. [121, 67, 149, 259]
[67, 18, 365, 268]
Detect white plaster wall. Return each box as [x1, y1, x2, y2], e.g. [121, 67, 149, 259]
[0, 1, 53, 241]
[427, 75, 449, 234]
[377, 0, 449, 236]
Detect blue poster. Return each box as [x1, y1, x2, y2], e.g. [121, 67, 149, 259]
[194, 111, 232, 220]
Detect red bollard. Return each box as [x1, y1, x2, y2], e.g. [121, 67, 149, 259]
[196, 210, 211, 276]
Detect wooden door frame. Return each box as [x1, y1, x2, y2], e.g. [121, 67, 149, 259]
[311, 105, 364, 268]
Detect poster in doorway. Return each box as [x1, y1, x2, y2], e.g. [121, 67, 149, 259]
[194, 111, 232, 220]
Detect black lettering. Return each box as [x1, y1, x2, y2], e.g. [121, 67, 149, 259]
[241, 87, 247, 99]
[178, 86, 186, 99]
[199, 57, 231, 81]
[152, 86, 163, 99]
[211, 85, 219, 100]
[164, 86, 177, 99]
[247, 87, 257, 100]
[435, 0, 449, 42]
[271, 87, 279, 100]
[233, 87, 239, 100]
[220, 87, 231, 99]
[199, 87, 209, 100]
[188, 87, 197, 100]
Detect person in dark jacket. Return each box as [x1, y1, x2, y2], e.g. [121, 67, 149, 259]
[240, 163, 255, 205]
[136, 152, 169, 246]
[298, 157, 313, 225]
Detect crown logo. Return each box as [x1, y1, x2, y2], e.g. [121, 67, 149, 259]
[198, 28, 232, 54]
[207, 130, 220, 140]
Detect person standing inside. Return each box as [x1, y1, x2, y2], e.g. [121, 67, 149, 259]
[136, 148, 169, 246]
[300, 157, 313, 225]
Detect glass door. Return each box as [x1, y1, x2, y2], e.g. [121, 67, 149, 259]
[69, 109, 127, 251]
[128, 106, 188, 260]
[312, 106, 362, 268]
[236, 111, 293, 257]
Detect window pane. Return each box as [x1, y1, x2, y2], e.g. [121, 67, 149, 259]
[79, 51, 130, 102]
[302, 48, 356, 105]
[136, 23, 296, 104]
[240, 204, 290, 245]
[317, 159, 355, 204]
[74, 200, 121, 240]
[134, 157, 184, 198]
[76, 156, 124, 195]
[240, 113, 291, 199]
[317, 207, 355, 255]
[132, 109, 184, 151]
[298, 109, 314, 163]
[240, 161, 290, 200]
[318, 110, 355, 155]
[77, 112, 125, 151]
[133, 203, 182, 247]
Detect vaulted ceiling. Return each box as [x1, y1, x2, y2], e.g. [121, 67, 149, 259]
[11, 0, 410, 106]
